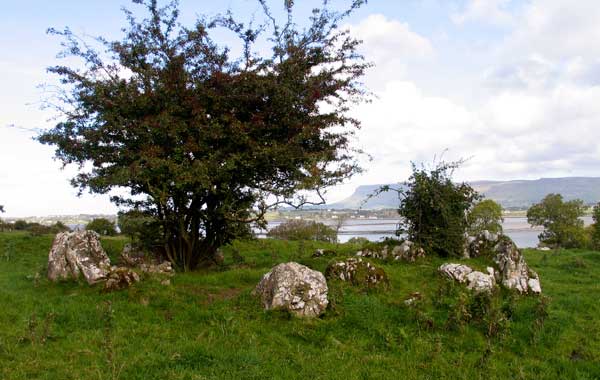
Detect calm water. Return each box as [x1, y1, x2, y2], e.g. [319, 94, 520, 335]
[262, 217, 593, 248]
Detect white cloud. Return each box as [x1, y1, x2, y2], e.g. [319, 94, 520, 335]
[507, 0, 600, 60]
[347, 14, 434, 89]
[451, 0, 514, 27]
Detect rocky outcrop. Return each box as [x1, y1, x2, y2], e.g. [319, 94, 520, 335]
[356, 240, 425, 262]
[466, 267, 496, 293]
[438, 263, 473, 283]
[253, 262, 328, 318]
[47, 231, 111, 285]
[120, 244, 148, 266]
[326, 258, 389, 289]
[462, 231, 542, 294]
[120, 244, 174, 276]
[139, 261, 174, 275]
[493, 238, 542, 294]
[438, 263, 496, 293]
[463, 230, 499, 258]
[104, 267, 140, 292]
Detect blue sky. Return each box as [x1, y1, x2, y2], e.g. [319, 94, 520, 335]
[2, 0, 600, 216]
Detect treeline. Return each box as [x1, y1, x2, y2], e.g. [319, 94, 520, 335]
[0, 219, 70, 235]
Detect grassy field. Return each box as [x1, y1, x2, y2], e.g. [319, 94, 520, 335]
[0, 232, 599, 379]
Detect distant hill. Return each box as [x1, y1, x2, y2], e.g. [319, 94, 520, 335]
[327, 177, 600, 210]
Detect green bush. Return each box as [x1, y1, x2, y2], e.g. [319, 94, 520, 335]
[267, 219, 337, 243]
[391, 160, 479, 257]
[13, 220, 29, 231]
[590, 203, 600, 250]
[85, 218, 117, 236]
[346, 237, 370, 246]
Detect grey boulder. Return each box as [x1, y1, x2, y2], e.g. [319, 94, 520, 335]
[253, 262, 328, 318]
[439, 263, 496, 293]
[47, 230, 111, 285]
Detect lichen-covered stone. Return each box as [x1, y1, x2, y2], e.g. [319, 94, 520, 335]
[120, 244, 174, 276]
[438, 263, 473, 283]
[493, 238, 541, 294]
[391, 241, 425, 262]
[439, 263, 496, 293]
[253, 262, 328, 318]
[462, 232, 542, 294]
[463, 230, 499, 258]
[139, 261, 174, 276]
[326, 258, 389, 289]
[356, 240, 424, 262]
[120, 244, 148, 266]
[104, 267, 140, 292]
[466, 267, 496, 293]
[47, 230, 111, 285]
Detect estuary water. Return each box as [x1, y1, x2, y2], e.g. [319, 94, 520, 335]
[263, 216, 593, 248]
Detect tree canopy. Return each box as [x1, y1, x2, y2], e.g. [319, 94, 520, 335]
[467, 199, 503, 235]
[39, 0, 369, 270]
[527, 193, 586, 248]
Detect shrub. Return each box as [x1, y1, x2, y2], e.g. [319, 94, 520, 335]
[346, 237, 370, 246]
[389, 160, 480, 257]
[590, 203, 600, 250]
[86, 218, 117, 236]
[267, 219, 337, 243]
[4, 220, 69, 235]
[467, 199, 503, 235]
[13, 220, 29, 230]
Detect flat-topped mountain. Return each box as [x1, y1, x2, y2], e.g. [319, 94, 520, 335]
[327, 177, 600, 210]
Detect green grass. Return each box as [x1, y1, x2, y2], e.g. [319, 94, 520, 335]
[0, 232, 599, 379]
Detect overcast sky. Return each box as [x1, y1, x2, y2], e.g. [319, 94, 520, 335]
[1, 0, 600, 217]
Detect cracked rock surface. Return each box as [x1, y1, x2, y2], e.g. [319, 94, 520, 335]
[47, 230, 111, 285]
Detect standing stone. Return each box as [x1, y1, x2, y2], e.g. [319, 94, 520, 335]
[493, 238, 542, 294]
[48, 230, 111, 285]
[253, 262, 328, 318]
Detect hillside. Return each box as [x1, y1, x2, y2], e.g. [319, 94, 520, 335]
[0, 232, 599, 379]
[328, 177, 600, 209]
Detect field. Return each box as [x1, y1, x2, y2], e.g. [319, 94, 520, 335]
[0, 232, 599, 379]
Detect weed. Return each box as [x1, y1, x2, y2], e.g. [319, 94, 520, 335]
[531, 295, 550, 344]
[19, 312, 55, 345]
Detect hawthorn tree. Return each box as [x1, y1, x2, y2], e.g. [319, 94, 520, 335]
[39, 0, 369, 270]
[393, 161, 480, 257]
